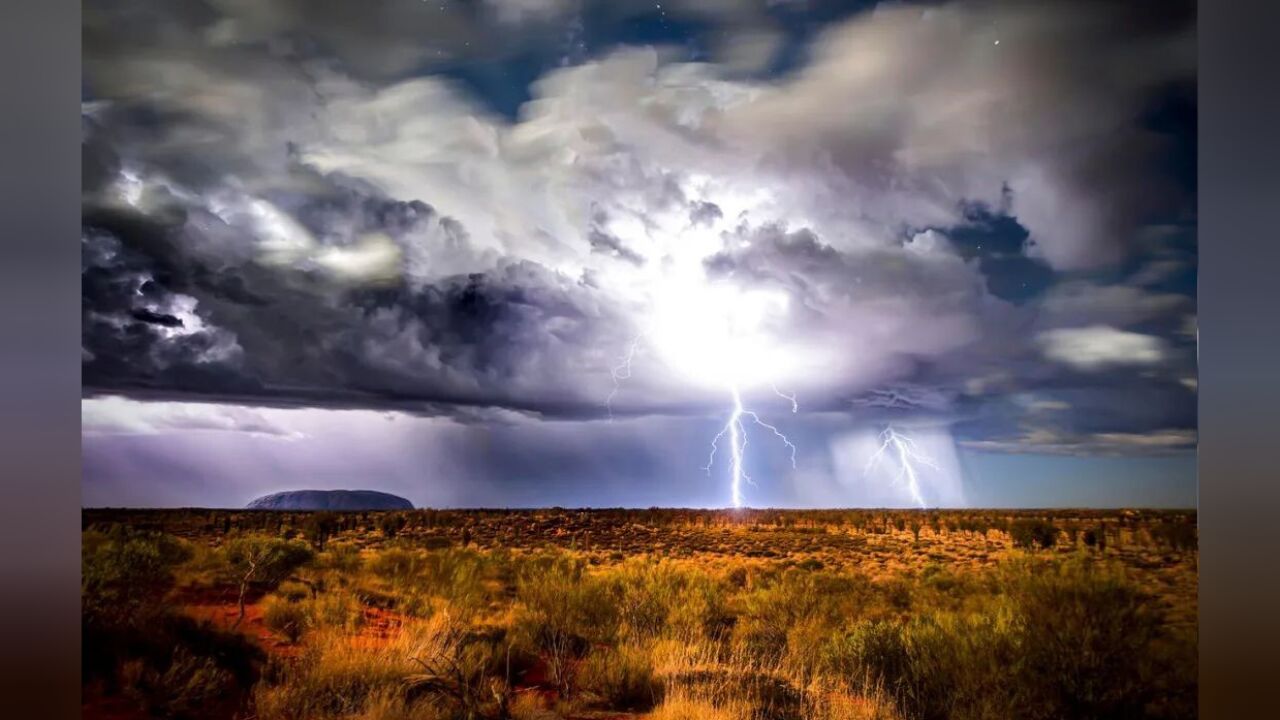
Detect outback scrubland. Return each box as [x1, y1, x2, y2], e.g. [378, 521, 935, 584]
[83, 508, 1197, 720]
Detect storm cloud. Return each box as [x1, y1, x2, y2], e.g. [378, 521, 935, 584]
[82, 0, 1196, 468]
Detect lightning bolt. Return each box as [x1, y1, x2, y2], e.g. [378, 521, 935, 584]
[606, 333, 645, 420]
[865, 426, 936, 510]
[771, 383, 798, 413]
[607, 334, 797, 506]
[703, 384, 798, 508]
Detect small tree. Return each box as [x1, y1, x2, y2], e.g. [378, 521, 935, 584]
[303, 512, 340, 549]
[1010, 518, 1058, 550]
[224, 536, 314, 628]
[379, 513, 407, 539]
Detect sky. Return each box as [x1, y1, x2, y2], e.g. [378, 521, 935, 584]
[81, 0, 1198, 509]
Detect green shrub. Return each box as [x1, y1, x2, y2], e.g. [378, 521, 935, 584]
[1004, 559, 1169, 720]
[820, 559, 1192, 720]
[277, 581, 312, 603]
[603, 559, 732, 643]
[820, 620, 911, 695]
[577, 646, 663, 711]
[419, 548, 489, 614]
[305, 591, 366, 632]
[86, 613, 263, 719]
[735, 570, 862, 660]
[322, 541, 364, 573]
[1149, 522, 1197, 552]
[82, 526, 192, 625]
[368, 547, 423, 583]
[516, 553, 618, 696]
[1009, 519, 1058, 550]
[264, 596, 309, 643]
[224, 535, 315, 628]
[121, 647, 237, 719]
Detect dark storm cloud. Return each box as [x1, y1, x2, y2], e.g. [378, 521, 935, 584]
[80, 0, 1197, 455]
[80, 217, 637, 419]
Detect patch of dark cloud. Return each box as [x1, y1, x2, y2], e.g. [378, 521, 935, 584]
[587, 228, 645, 265]
[130, 309, 184, 328]
[688, 200, 723, 227]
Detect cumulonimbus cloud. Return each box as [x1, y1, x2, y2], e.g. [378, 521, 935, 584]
[80, 0, 1197, 454]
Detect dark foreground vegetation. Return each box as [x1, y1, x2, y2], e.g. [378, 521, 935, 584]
[83, 508, 1197, 720]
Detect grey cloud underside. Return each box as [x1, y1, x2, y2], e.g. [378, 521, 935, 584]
[81, 206, 635, 420]
[81, 0, 1197, 453]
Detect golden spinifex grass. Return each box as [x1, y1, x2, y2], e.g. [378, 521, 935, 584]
[82, 508, 1196, 720]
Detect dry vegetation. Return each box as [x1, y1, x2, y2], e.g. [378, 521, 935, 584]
[83, 508, 1197, 720]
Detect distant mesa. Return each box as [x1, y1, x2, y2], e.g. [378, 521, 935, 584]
[245, 490, 414, 511]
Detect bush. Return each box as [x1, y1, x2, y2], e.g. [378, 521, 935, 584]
[85, 613, 264, 720]
[368, 547, 424, 583]
[734, 570, 862, 660]
[1009, 519, 1058, 550]
[305, 591, 366, 632]
[1005, 559, 1170, 720]
[264, 596, 309, 643]
[322, 541, 364, 573]
[516, 554, 618, 696]
[821, 620, 912, 696]
[255, 618, 479, 720]
[1149, 522, 1197, 553]
[224, 535, 315, 628]
[820, 559, 1192, 720]
[602, 559, 732, 644]
[577, 646, 663, 711]
[82, 526, 192, 625]
[277, 581, 312, 603]
[121, 647, 237, 719]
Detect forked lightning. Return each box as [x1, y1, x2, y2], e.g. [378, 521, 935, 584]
[864, 426, 936, 509]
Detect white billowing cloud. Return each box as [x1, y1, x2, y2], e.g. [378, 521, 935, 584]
[1036, 325, 1167, 371]
[82, 396, 303, 438]
[288, 1, 1190, 281]
[80, 0, 1196, 454]
[87, 0, 1194, 281]
[717, 1, 1189, 268]
[313, 233, 403, 284]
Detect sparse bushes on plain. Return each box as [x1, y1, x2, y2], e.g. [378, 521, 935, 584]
[818, 557, 1193, 720]
[83, 510, 1197, 720]
[1149, 521, 1197, 552]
